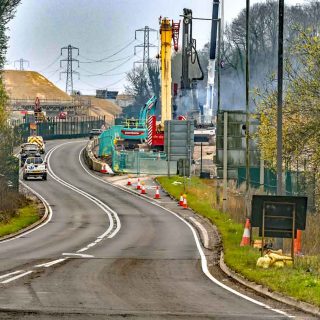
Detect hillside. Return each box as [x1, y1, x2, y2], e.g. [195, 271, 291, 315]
[2, 70, 71, 100]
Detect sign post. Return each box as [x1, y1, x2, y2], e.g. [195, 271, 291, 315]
[252, 195, 307, 262]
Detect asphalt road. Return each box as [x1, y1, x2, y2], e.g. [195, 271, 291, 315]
[0, 140, 312, 319]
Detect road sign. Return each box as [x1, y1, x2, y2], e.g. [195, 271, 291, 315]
[164, 120, 194, 161]
[251, 195, 307, 235]
[251, 195, 308, 260]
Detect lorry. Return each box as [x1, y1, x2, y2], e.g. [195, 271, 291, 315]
[27, 135, 45, 154]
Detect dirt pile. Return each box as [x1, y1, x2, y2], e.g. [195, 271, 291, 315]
[2, 70, 71, 100]
[81, 95, 122, 124]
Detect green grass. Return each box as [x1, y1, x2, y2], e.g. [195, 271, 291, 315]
[157, 176, 320, 307]
[0, 204, 40, 237]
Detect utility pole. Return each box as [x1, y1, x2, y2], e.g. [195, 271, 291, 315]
[245, 0, 250, 194]
[14, 58, 29, 71]
[275, 0, 285, 250]
[60, 45, 80, 95]
[134, 26, 157, 72]
[277, 0, 284, 196]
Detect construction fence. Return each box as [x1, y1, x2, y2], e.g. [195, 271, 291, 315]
[237, 167, 316, 211]
[13, 116, 105, 141]
[111, 150, 177, 175]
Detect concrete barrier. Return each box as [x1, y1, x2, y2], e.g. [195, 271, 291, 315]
[83, 138, 113, 174]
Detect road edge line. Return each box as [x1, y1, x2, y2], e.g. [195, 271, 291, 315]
[219, 252, 320, 317]
[78, 151, 293, 318]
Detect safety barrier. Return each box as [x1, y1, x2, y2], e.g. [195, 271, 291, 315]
[83, 138, 113, 174]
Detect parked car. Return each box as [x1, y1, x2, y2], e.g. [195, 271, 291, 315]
[20, 143, 41, 166]
[89, 128, 103, 140]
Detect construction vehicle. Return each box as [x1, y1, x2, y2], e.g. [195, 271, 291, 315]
[178, 9, 204, 124]
[144, 18, 180, 149]
[99, 96, 158, 154]
[34, 97, 46, 122]
[27, 135, 45, 154]
[118, 95, 158, 149]
[99, 18, 180, 156]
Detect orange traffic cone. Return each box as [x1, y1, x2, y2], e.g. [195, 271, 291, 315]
[127, 176, 132, 186]
[182, 196, 188, 209]
[154, 186, 160, 199]
[100, 164, 107, 174]
[140, 184, 147, 195]
[240, 218, 251, 246]
[179, 194, 184, 206]
[136, 178, 141, 190]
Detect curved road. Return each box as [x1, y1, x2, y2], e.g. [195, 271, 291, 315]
[0, 140, 312, 319]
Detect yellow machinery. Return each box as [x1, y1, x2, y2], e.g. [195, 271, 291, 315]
[159, 18, 180, 124]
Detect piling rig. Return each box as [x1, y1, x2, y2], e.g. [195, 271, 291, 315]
[179, 8, 204, 124]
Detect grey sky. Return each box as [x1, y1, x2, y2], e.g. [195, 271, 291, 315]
[5, 0, 307, 94]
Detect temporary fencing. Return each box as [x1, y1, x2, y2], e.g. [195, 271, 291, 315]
[111, 150, 177, 175]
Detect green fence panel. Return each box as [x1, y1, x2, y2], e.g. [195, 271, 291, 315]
[15, 117, 105, 141]
[111, 150, 176, 175]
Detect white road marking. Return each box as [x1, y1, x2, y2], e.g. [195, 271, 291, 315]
[78, 147, 293, 319]
[35, 258, 67, 268]
[46, 144, 121, 246]
[77, 247, 88, 253]
[189, 217, 210, 249]
[1, 271, 33, 284]
[62, 253, 94, 258]
[0, 270, 24, 279]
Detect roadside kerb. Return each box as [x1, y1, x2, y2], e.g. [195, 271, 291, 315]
[151, 177, 320, 318]
[219, 252, 320, 317]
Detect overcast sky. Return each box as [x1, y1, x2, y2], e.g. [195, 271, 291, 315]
[5, 0, 308, 94]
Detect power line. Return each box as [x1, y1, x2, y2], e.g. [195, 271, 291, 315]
[85, 55, 134, 77]
[45, 68, 61, 78]
[79, 53, 134, 64]
[79, 67, 126, 77]
[38, 55, 61, 72]
[76, 76, 126, 90]
[77, 39, 136, 64]
[83, 38, 135, 55]
[60, 45, 80, 94]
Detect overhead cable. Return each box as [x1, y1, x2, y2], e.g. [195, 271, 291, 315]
[78, 39, 136, 63]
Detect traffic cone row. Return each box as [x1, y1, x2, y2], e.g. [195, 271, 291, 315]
[240, 218, 251, 246]
[126, 177, 162, 199]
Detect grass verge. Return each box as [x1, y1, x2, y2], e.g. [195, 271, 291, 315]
[0, 204, 40, 237]
[157, 176, 320, 308]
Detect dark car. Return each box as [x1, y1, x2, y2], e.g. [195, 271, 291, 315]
[89, 129, 103, 140]
[20, 143, 41, 166]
